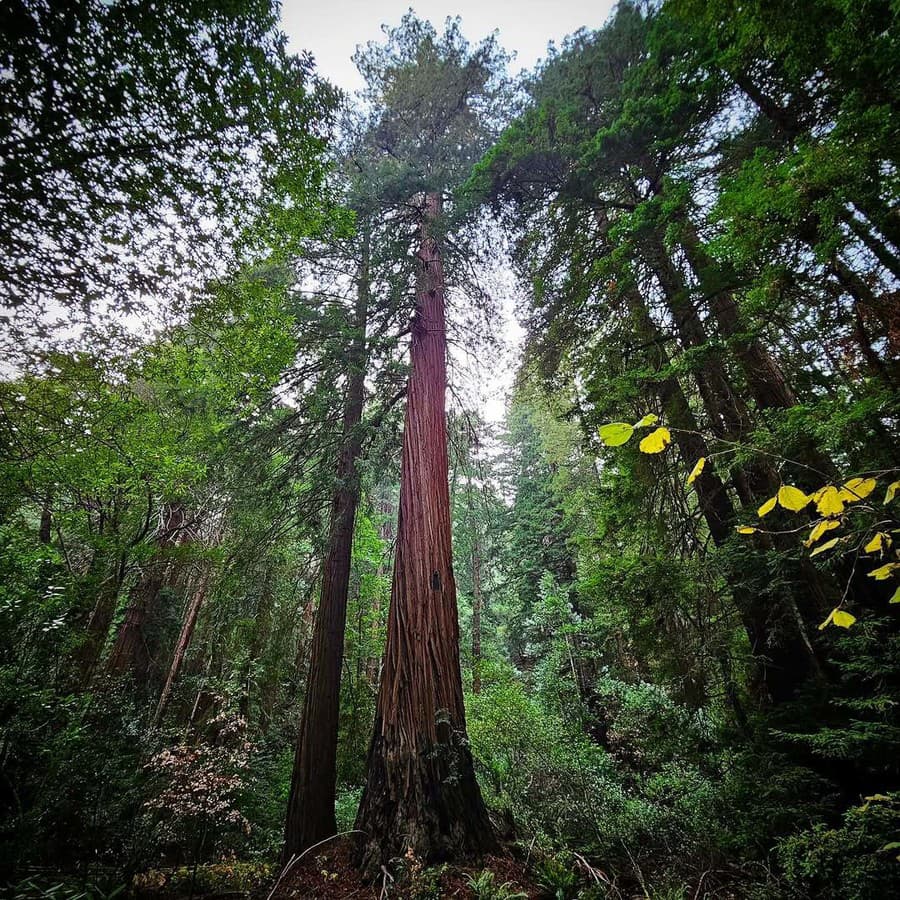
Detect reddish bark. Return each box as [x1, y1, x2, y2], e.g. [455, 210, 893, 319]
[283, 229, 371, 859]
[354, 194, 496, 871]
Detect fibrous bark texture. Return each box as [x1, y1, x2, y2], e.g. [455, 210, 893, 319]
[354, 194, 496, 871]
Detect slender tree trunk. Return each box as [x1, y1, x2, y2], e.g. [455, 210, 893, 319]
[38, 491, 52, 545]
[106, 503, 188, 680]
[471, 540, 484, 697]
[354, 193, 496, 871]
[75, 555, 125, 682]
[367, 488, 394, 685]
[466, 473, 484, 695]
[153, 567, 212, 727]
[283, 228, 371, 859]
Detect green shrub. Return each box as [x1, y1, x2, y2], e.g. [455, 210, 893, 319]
[777, 792, 900, 899]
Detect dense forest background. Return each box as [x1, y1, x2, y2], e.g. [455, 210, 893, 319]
[1, 1, 899, 898]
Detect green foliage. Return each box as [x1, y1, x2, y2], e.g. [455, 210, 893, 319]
[778, 793, 900, 898]
[533, 853, 580, 899]
[466, 869, 528, 900]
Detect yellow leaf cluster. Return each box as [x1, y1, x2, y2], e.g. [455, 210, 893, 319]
[778, 484, 809, 511]
[841, 476, 876, 501]
[812, 485, 844, 517]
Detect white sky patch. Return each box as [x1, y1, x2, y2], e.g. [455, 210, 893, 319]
[281, 0, 615, 93]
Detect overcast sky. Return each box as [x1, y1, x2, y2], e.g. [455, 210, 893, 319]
[281, 0, 616, 92]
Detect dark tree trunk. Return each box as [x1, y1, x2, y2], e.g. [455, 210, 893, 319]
[283, 228, 371, 859]
[38, 491, 52, 544]
[75, 554, 126, 682]
[354, 194, 496, 871]
[106, 503, 188, 680]
[624, 286, 822, 703]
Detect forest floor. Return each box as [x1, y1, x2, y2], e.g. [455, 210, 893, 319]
[268, 838, 542, 899]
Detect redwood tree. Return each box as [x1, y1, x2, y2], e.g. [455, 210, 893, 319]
[355, 193, 496, 867]
[351, 15, 507, 868]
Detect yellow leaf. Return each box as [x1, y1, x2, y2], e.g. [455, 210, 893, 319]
[634, 413, 659, 428]
[778, 484, 809, 512]
[840, 476, 876, 502]
[819, 607, 856, 630]
[804, 519, 840, 546]
[736, 526, 757, 534]
[639, 427, 671, 454]
[599, 422, 634, 447]
[889, 586, 900, 604]
[810, 537, 840, 557]
[885, 480, 900, 504]
[869, 563, 900, 581]
[687, 457, 706, 486]
[864, 532, 891, 554]
[813, 485, 844, 517]
[758, 496, 777, 518]
[833, 609, 856, 628]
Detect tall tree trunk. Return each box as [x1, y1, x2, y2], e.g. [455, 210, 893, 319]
[283, 227, 371, 859]
[354, 193, 496, 871]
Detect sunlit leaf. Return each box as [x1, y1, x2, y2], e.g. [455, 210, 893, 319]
[777, 484, 809, 512]
[819, 607, 856, 629]
[599, 422, 634, 447]
[634, 413, 659, 428]
[804, 519, 840, 546]
[885, 481, 900, 504]
[810, 537, 839, 557]
[869, 563, 900, 581]
[758, 496, 777, 517]
[813, 485, 844, 517]
[638, 427, 671, 454]
[889, 586, 900, 604]
[864, 532, 891, 554]
[840, 476, 876, 502]
[833, 610, 856, 628]
[687, 457, 706, 485]
[736, 526, 757, 534]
